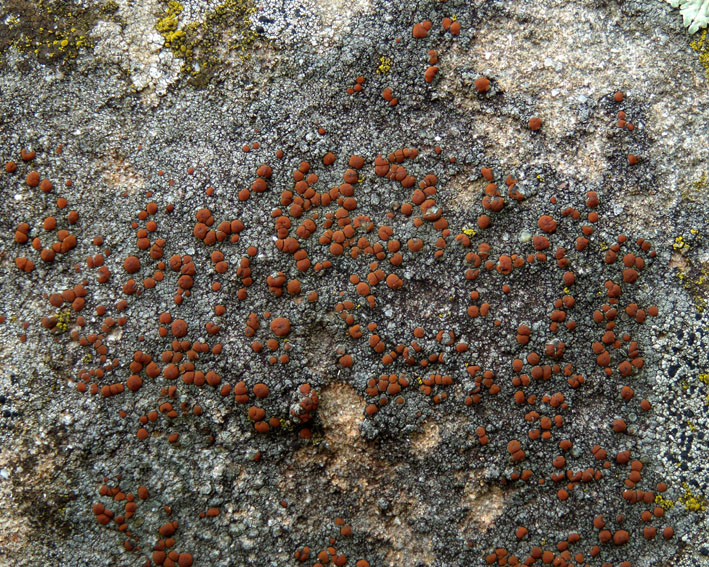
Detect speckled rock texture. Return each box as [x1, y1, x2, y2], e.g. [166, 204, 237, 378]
[1, 1, 708, 566]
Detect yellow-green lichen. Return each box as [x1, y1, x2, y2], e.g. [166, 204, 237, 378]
[690, 29, 709, 79]
[376, 56, 392, 75]
[0, 0, 115, 67]
[155, 1, 183, 40]
[54, 310, 71, 333]
[155, 0, 262, 88]
[698, 373, 709, 403]
[681, 173, 707, 202]
[679, 482, 708, 512]
[655, 493, 676, 510]
[672, 226, 708, 312]
[674, 235, 690, 253]
[100, 1, 119, 15]
[309, 435, 324, 446]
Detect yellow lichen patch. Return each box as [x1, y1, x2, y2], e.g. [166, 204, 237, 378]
[1, 0, 103, 65]
[699, 373, 709, 404]
[673, 235, 690, 253]
[376, 55, 391, 75]
[679, 483, 708, 513]
[155, 0, 186, 52]
[54, 310, 71, 333]
[154, 0, 261, 87]
[655, 493, 676, 510]
[100, 1, 119, 14]
[681, 173, 707, 202]
[671, 227, 709, 312]
[690, 29, 709, 79]
[155, 0, 183, 37]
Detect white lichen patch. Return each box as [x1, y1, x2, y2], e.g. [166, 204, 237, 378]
[92, 0, 182, 104]
[256, 0, 374, 48]
[667, 0, 709, 34]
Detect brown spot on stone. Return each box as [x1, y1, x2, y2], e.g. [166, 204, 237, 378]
[270, 317, 291, 337]
[123, 256, 140, 274]
[171, 319, 188, 338]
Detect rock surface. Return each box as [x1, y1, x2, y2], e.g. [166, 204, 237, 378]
[0, 1, 708, 566]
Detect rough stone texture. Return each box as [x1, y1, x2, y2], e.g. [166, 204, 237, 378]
[1, 0, 708, 566]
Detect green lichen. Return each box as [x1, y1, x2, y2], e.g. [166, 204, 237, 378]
[155, 0, 261, 88]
